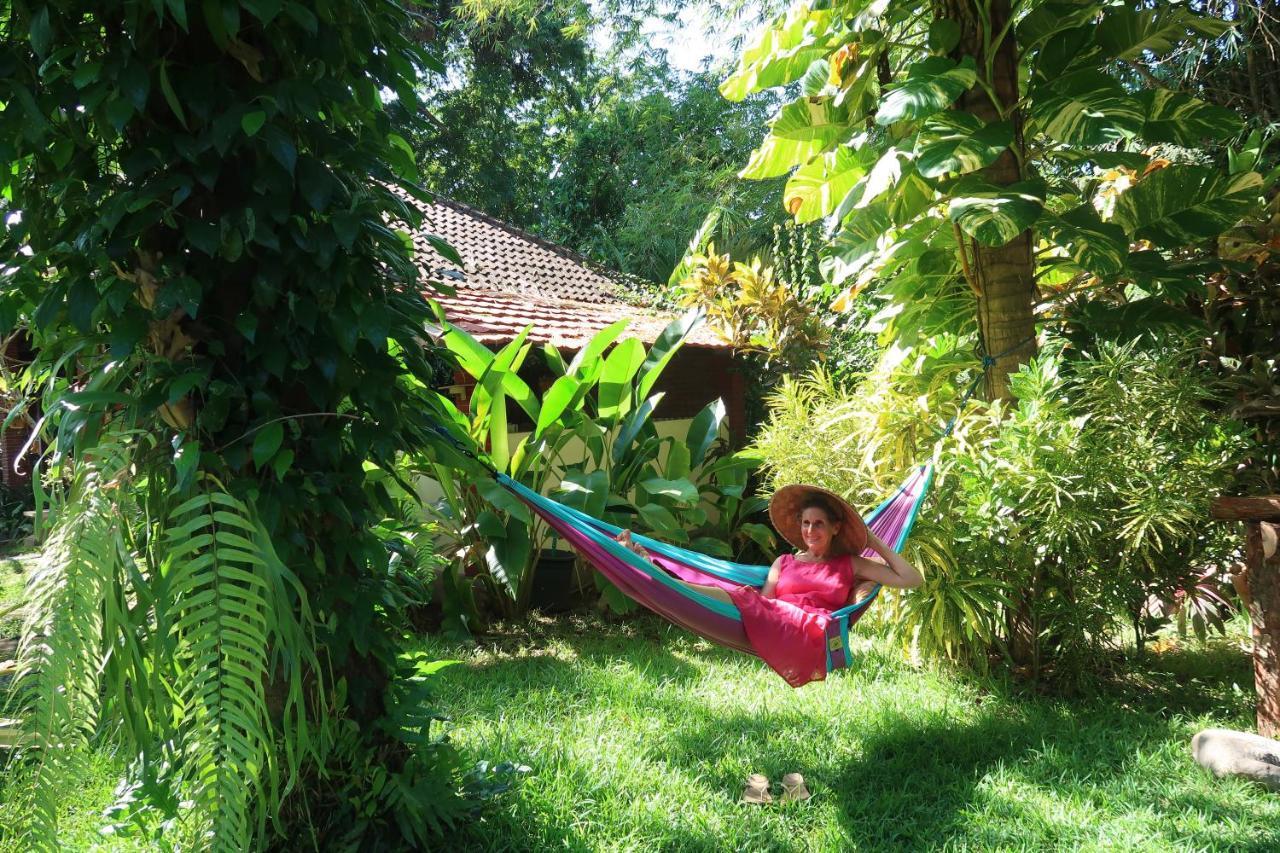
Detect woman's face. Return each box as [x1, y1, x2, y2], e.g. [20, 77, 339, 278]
[800, 507, 839, 555]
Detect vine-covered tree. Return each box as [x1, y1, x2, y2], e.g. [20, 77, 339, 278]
[724, 0, 1256, 393]
[1, 1, 466, 847]
[722, 0, 1261, 661]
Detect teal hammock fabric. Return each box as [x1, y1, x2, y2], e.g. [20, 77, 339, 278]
[497, 465, 933, 676]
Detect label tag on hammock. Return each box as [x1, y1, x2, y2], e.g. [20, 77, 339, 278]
[828, 636, 844, 652]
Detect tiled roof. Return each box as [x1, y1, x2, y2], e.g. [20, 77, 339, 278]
[400, 191, 729, 349]
[429, 288, 725, 349]
[411, 196, 622, 304]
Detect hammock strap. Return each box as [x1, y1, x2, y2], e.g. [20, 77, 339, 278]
[938, 335, 1037, 440]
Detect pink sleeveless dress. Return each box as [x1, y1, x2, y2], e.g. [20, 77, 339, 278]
[727, 553, 857, 688]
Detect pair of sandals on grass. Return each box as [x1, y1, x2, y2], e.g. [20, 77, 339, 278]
[740, 772, 810, 804]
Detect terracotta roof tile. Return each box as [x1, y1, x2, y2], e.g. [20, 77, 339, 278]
[395, 189, 729, 349]
[429, 288, 724, 349]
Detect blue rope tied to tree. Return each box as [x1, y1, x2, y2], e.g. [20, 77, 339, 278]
[429, 423, 499, 477]
[938, 336, 1037, 440]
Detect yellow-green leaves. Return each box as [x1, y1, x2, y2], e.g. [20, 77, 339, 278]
[783, 144, 871, 223]
[1095, 6, 1234, 61]
[1029, 71, 1143, 146]
[949, 177, 1046, 246]
[874, 56, 977, 126]
[720, 2, 837, 102]
[1111, 166, 1263, 248]
[773, 95, 851, 144]
[916, 114, 1013, 179]
[1043, 205, 1129, 277]
[1138, 90, 1243, 145]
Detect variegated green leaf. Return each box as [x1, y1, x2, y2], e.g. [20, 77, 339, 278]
[833, 143, 919, 220]
[783, 144, 873, 224]
[739, 131, 833, 180]
[916, 113, 1013, 178]
[1095, 6, 1234, 61]
[1111, 166, 1263, 248]
[1029, 71, 1143, 146]
[948, 178, 1046, 246]
[820, 202, 928, 294]
[800, 57, 829, 96]
[875, 56, 977, 126]
[1017, 1, 1104, 51]
[1139, 89, 1243, 145]
[1043, 205, 1129, 276]
[888, 171, 936, 224]
[720, 2, 837, 102]
[773, 95, 852, 143]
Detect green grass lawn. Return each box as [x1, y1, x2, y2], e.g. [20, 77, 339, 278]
[2, 597, 1276, 851]
[418, 614, 1279, 852]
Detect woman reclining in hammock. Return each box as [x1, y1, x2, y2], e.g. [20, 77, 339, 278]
[616, 484, 923, 687]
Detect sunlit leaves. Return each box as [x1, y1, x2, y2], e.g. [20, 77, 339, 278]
[783, 144, 871, 223]
[875, 56, 977, 126]
[773, 96, 851, 144]
[1095, 6, 1234, 61]
[739, 130, 832, 180]
[949, 178, 1046, 246]
[1043, 205, 1129, 277]
[1111, 166, 1263, 248]
[1138, 90, 1243, 145]
[1029, 71, 1143, 146]
[720, 1, 837, 102]
[916, 113, 1013, 178]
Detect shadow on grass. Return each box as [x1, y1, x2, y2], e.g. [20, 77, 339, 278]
[425, 614, 1275, 852]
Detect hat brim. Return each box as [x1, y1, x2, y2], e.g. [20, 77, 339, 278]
[768, 484, 868, 557]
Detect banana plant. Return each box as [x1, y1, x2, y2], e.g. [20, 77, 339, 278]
[418, 307, 736, 624]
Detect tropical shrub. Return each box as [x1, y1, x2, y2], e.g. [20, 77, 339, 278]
[755, 338, 1253, 677]
[418, 310, 768, 624]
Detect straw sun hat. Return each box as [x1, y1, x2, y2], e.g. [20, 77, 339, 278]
[768, 484, 868, 557]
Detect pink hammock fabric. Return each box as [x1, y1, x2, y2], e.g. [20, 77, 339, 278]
[498, 466, 933, 686]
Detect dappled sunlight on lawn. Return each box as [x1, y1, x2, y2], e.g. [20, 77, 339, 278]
[417, 614, 1279, 852]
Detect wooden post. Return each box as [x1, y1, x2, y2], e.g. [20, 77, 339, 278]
[1211, 496, 1280, 738]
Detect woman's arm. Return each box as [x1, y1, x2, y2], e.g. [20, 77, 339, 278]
[760, 557, 784, 598]
[851, 530, 923, 589]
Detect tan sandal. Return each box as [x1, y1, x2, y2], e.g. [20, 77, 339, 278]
[780, 772, 811, 803]
[739, 773, 773, 804]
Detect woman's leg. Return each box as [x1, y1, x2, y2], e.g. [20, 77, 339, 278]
[617, 530, 736, 605]
[671, 578, 735, 605]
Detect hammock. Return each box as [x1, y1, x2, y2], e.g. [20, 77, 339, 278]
[495, 465, 933, 676]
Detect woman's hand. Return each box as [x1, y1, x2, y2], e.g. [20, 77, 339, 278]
[852, 531, 924, 589]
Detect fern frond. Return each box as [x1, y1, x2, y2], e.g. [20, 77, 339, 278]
[11, 438, 132, 850]
[160, 483, 314, 851]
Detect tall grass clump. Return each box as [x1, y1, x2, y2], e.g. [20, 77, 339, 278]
[754, 338, 1254, 680]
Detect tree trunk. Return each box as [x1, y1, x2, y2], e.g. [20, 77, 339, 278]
[1246, 521, 1280, 738]
[941, 0, 1041, 665]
